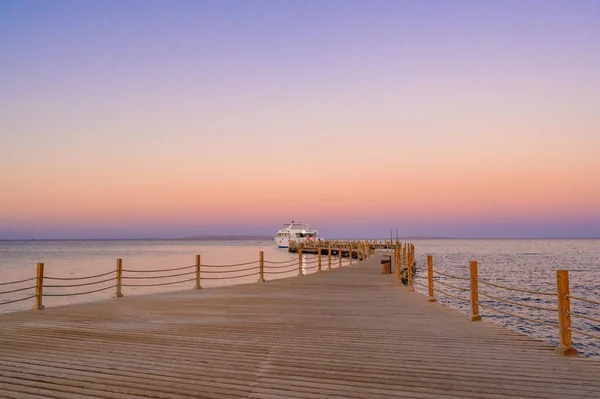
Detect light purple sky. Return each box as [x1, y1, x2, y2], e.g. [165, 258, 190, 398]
[1, 1, 599, 239]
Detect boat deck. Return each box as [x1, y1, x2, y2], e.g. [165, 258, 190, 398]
[1, 254, 599, 398]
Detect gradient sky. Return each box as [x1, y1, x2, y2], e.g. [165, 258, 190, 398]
[1, 0, 599, 239]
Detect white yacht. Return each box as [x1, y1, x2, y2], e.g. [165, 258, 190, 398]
[274, 221, 323, 248]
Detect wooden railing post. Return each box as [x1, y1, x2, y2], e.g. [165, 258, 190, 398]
[258, 251, 265, 283]
[194, 255, 202, 289]
[32, 262, 45, 310]
[338, 246, 342, 268]
[317, 248, 322, 273]
[298, 248, 303, 276]
[427, 255, 435, 302]
[469, 261, 481, 321]
[556, 270, 578, 356]
[394, 248, 399, 284]
[327, 243, 332, 271]
[407, 245, 414, 291]
[115, 258, 124, 297]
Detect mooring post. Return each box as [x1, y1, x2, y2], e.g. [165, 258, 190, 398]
[469, 261, 482, 321]
[115, 258, 124, 297]
[556, 270, 578, 355]
[32, 262, 45, 310]
[348, 242, 353, 266]
[427, 255, 436, 302]
[394, 248, 400, 284]
[298, 248, 303, 276]
[327, 243, 332, 270]
[338, 246, 342, 267]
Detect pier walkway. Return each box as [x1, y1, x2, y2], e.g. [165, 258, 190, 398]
[1, 255, 599, 399]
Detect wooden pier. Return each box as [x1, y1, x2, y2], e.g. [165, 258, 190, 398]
[1, 255, 599, 398]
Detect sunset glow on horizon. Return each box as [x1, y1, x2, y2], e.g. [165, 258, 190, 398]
[1, 1, 599, 239]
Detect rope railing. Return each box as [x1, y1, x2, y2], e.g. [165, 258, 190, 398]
[122, 270, 196, 280]
[567, 327, 600, 341]
[406, 253, 598, 356]
[0, 285, 37, 296]
[45, 276, 116, 288]
[263, 260, 298, 269]
[0, 277, 37, 286]
[478, 302, 559, 328]
[44, 285, 116, 297]
[122, 265, 195, 273]
[434, 279, 470, 292]
[200, 260, 259, 268]
[198, 265, 258, 274]
[478, 291, 557, 312]
[478, 279, 556, 296]
[435, 288, 470, 303]
[4, 242, 373, 311]
[568, 295, 600, 306]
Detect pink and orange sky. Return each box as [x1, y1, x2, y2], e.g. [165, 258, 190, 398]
[1, 1, 599, 239]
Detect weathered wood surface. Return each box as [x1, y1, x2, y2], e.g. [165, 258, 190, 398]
[1, 254, 599, 399]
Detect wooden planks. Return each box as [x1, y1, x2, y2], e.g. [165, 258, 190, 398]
[1, 255, 599, 399]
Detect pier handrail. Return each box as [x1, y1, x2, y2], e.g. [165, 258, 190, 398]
[1, 239, 367, 311]
[411, 254, 599, 356]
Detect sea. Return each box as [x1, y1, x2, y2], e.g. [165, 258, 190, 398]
[1, 238, 599, 358]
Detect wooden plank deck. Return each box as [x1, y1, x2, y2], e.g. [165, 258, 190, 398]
[1, 255, 599, 399]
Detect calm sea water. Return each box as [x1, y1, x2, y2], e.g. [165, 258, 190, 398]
[1, 238, 599, 357]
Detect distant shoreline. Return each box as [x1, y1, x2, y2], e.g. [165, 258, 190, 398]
[0, 236, 599, 242]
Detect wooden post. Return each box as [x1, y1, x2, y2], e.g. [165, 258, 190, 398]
[327, 243, 332, 271]
[407, 245, 414, 291]
[556, 270, 578, 356]
[32, 262, 45, 310]
[339, 246, 342, 267]
[298, 248, 303, 276]
[427, 255, 435, 302]
[115, 258, 124, 297]
[348, 243, 352, 265]
[317, 248, 322, 273]
[258, 251, 265, 283]
[194, 255, 202, 289]
[470, 261, 482, 321]
[394, 248, 399, 284]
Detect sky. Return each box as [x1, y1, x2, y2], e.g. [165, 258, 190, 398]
[1, 0, 599, 239]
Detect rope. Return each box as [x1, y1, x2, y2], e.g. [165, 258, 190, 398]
[122, 264, 194, 273]
[478, 303, 559, 328]
[0, 277, 36, 286]
[44, 284, 115, 297]
[45, 276, 116, 288]
[433, 270, 470, 280]
[200, 265, 258, 274]
[264, 259, 297, 264]
[477, 279, 555, 296]
[0, 295, 36, 305]
[45, 270, 115, 281]
[435, 279, 470, 292]
[122, 270, 196, 280]
[265, 267, 298, 275]
[123, 277, 196, 287]
[435, 288, 470, 303]
[203, 271, 258, 280]
[568, 295, 600, 306]
[0, 285, 36, 295]
[412, 274, 427, 280]
[567, 327, 600, 341]
[264, 260, 298, 269]
[478, 292, 557, 312]
[201, 260, 258, 268]
[567, 311, 600, 325]
[412, 281, 429, 289]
